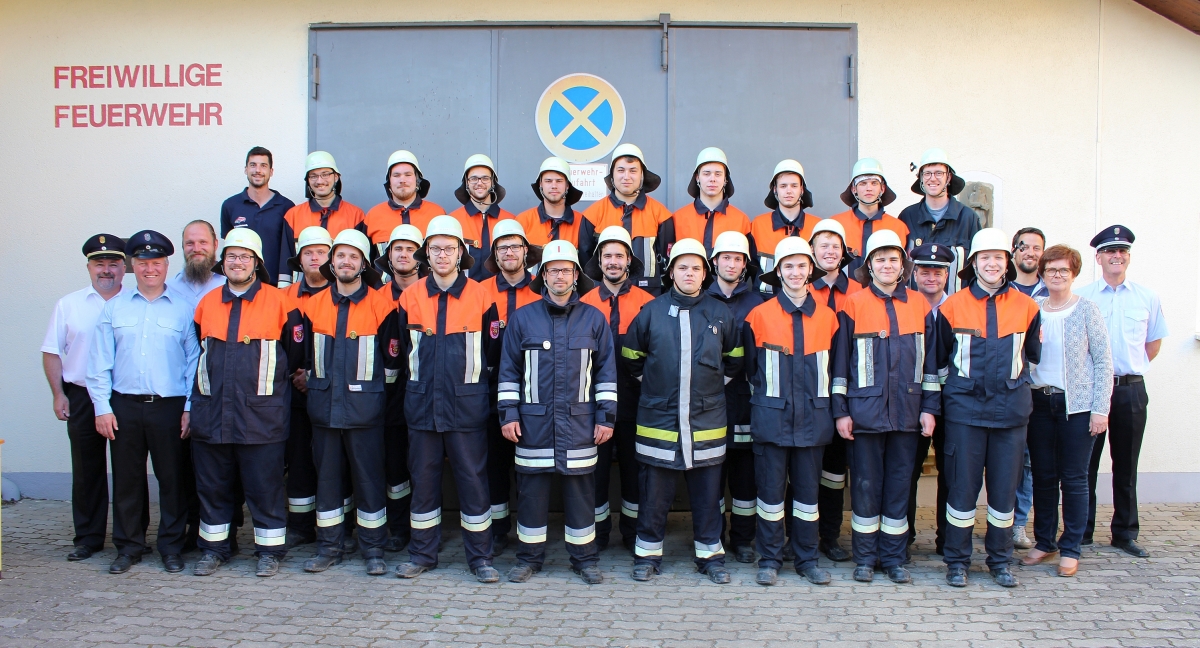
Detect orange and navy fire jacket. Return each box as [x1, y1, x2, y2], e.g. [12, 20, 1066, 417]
[830, 207, 910, 277]
[935, 281, 1041, 428]
[750, 209, 822, 295]
[581, 280, 655, 422]
[284, 278, 331, 410]
[478, 271, 539, 407]
[743, 292, 839, 448]
[190, 281, 305, 444]
[448, 203, 516, 282]
[397, 272, 500, 433]
[516, 204, 598, 267]
[303, 281, 402, 430]
[809, 270, 865, 313]
[661, 197, 754, 258]
[279, 196, 367, 284]
[830, 284, 940, 433]
[583, 192, 673, 293]
[364, 196, 447, 262]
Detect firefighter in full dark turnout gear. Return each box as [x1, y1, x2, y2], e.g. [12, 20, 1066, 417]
[189, 229, 305, 577]
[831, 230, 939, 584]
[498, 240, 617, 584]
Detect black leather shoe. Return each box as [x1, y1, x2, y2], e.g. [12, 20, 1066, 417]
[382, 535, 409, 553]
[472, 564, 500, 583]
[704, 565, 731, 584]
[365, 556, 387, 576]
[853, 565, 874, 582]
[734, 546, 755, 563]
[162, 554, 185, 573]
[507, 563, 538, 583]
[109, 553, 141, 574]
[946, 567, 968, 587]
[631, 564, 658, 581]
[256, 555, 280, 577]
[394, 562, 432, 578]
[572, 565, 604, 584]
[800, 566, 831, 584]
[67, 546, 97, 561]
[304, 554, 342, 573]
[756, 566, 778, 586]
[887, 566, 912, 584]
[991, 567, 1019, 588]
[193, 552, 224, 576]
[819, 541, 851, 562]
[1111, 539, 1150, 558]
[491, 534, 510, 555]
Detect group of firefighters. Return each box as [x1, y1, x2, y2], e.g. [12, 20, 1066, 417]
[43, 141, 1165, 589]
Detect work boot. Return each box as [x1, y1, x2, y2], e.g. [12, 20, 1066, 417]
[193, 552, 224, 576]
[756, 566, 779, 586]
[991, 567, 1019, 588]
[1012, 526, 1033, 550]
[703, 564, 731, 584]
[572, 565, 604, 585]
[631, 563, 658, 582]
[304, 554, 342, 573]
[819, 540, 851, 562]
[946, 567, 968, 587]
[472, 564, 500, 583]
[886, 566, 912, 584]
[853, 564, 874, 582]
[365, 556, 387, 576]
[800, 566, 831, 585]
[734, 546, 755, 563]
[394, 562, 432, 579]
[256, 555, 280, 577]
[383, 534, 409, 553]
[507, 563, 539, 583]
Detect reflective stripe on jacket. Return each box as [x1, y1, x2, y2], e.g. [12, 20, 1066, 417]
[496, 291, 618, 475]
[750, 210, 821, 295]
[583, 192, 673, 293]
[706, 280, 764, 448]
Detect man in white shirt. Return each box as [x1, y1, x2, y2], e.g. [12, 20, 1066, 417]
[41, 234, 127, 561]
[1075, 225, 1167, 558]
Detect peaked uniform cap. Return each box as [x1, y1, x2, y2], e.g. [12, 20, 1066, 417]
[688, 146, 735, 198]
[83, 233, 126, 259]
[530, 240, 594, 294]
[584, 225, 644, 281]
[125, 230, 174, 259]
[910, 147, 966, 196]
[215, 228, 271, 283]
[484, 219, 542, 274]
[605, 143, 661, 194]
[765, 158, 814, 209]
[760, 236, 826, 287]
[911, 242, 956, 267]
[531, 156, 583, 206]
[958, 227, 1017, 282]
[1089, 224, 1135, 250]
[840, 157, 897, 207]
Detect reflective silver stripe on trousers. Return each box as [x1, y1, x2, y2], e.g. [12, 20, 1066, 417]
[578, 348, 592, 403]
[198, 521, 230, 541]
[356, 335, 375, 381]
[387, 481, 411, 499]
[464, 331, 482, 383]
[815, 349, 829, 398]
[565, 524, 596, 545]
[955, 333, 972, 378]
[733, 424, 751, 444]
[197, 339, 211, 395]
[595, 501, 610, 521]
[258, 340, 277, 396]
[517, 523, 547, 543]
[254, 527, 286, 546]
[678, 309, 693, 469]
[288, 496, 316, 513]
[313, 333, 326, 379]
[634, 536, 662, 556]
[524, 350, 539, 403]
[857, 338, 874, 388]
[407, 330, 421, 382]
[1009, 332, 1025, 380]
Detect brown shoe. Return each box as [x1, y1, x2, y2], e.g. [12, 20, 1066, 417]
[1020, 549, 1059, 566]
[1057, 558, 1078, 577]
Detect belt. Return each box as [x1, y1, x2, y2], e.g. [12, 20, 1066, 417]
[1113, 375, 1144, 386]
[1036, 386, 1065, 395]
[114, 391, 170, 403]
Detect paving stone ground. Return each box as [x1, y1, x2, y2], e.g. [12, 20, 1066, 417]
[0, 499, 1197, 647]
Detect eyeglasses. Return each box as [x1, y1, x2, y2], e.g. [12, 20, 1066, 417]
[495, 244, 525, 255]
[307, 171, 337, 181]
[542, 267, 576, 278]
[1043, 268, 1074, 277]
[224, 253, 255, 263]
[467, 175, 492, 185]
[427, 245, 460, 257]
[921, 170, 947, 179]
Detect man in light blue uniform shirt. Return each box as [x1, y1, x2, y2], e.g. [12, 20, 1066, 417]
[88, 230, 200, 575]
[1075, 225, 1167, 558]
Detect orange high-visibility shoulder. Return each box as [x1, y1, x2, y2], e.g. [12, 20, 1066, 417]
[809, 280, 864, 313]
[750, 212, 821, 256]
[283, 200, 366, 240]
[364, 200, 446, 246]
[398, 278, 489, 335]
[478, 275, 539, 324]
[582, 195, 672, 236]
[580, 285, 655, 335]
[841, 288, 930, 337]
[515, 207, 586, 247]
[670, 203, 751, 241]
[306, 287, 395, 338]
[746, 296, 838, 356]
[829, 209, 910, 258]
[940, 287, 1038, 338]
[194, 284, 291, 342]
[447, 206, 516, 248]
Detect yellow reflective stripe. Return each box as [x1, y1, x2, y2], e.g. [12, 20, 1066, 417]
[636, 426, 679, 442]
[724, 346, 744, 358]
[691, 427, 727, 442]
[621, 347, 646, 359]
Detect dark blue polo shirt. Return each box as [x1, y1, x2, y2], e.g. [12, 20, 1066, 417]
[220, 188, 295, 286]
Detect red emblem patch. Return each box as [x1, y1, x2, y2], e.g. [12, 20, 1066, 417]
[292, 325, 304, 343]
[388, 339, 401, 357]
[490, 321, 502, 339]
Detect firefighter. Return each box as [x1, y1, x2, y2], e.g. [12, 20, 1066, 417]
[744, 237, 839, 586]
[936, 228, 1041, 588]
[580, 226, 656, 552]
[750, 160, 821, 296]
[516, 156, 597, 266]
[706, 231, 764, 563]
[189, 229, 305, 577]
[831, 230, 940, 584]
[582, 143, 671, 293]
[449, 154, 516, 280]
[279, 151, 367, 287]
[393, 216, 502, 583]
[831, 158, 909, 278]
[364, 150, 446, 264]
[898, 149, 982, 295]
[375, 224, 428, 553]
[497, 240, 617, 584]
[280, 226, 333, 548]
[660, 148, 754, 257]
[806, 218, 861, 563]
[301, 229, 402, 576]
[477, 219, 542, 553]
[622, 238, 743, 584]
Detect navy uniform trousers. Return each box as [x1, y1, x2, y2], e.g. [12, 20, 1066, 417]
[721, 443, 757, 551]
[408, 429, 494, 570]
[487, 416, 515, 541]
[384, 418, 412, 546]
[943, 422, 1026, 570]
[594, 421, 640, 550]
[635, 463, 725, 572]
[194, 440, 288, 559]
[285, 405, 318, 537]
[312, 425, 388, 558]
[817, 435, 848, 545]
[515, 472, 599, 570]
[847, 431, 920, 569]
[908, 415, 947, 552]
[754, 443, 824, 572]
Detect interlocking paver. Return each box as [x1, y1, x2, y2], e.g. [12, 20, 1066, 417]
[0, 499, 1197, 646]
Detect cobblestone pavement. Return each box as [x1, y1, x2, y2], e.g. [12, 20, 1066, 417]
[0, 499, 1197, 647]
